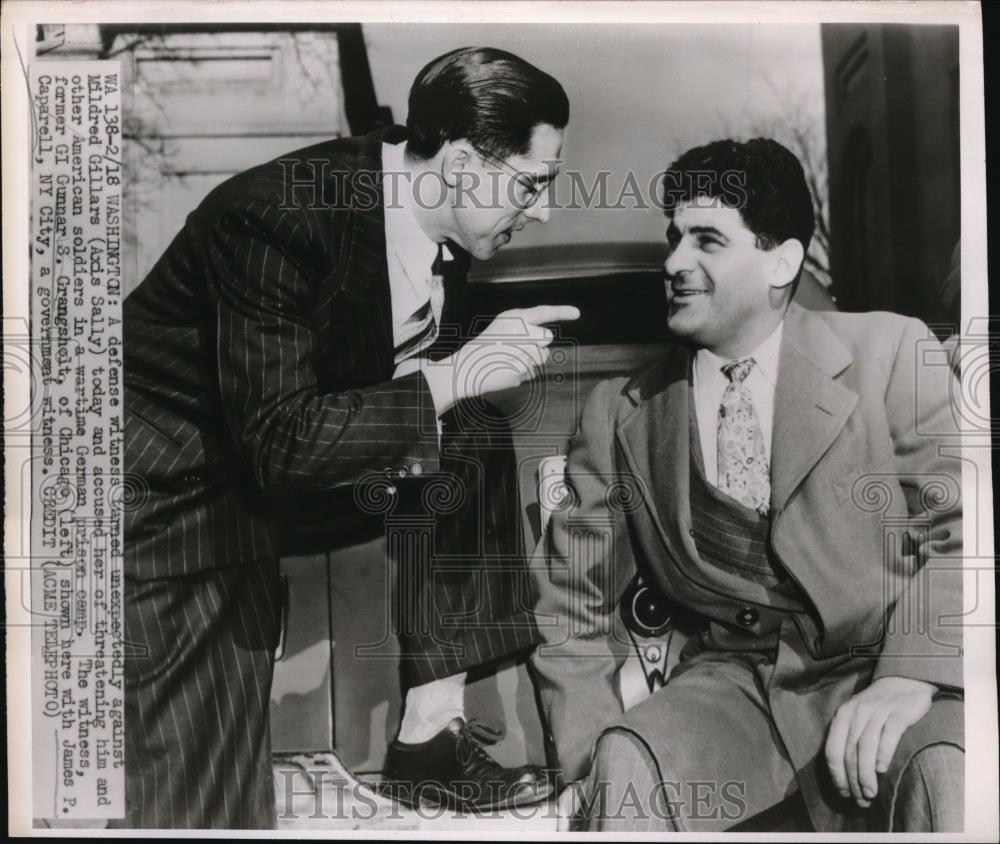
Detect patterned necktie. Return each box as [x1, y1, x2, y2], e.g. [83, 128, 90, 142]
[428, 241, 447, 330]
[717, 357, 770, 515]
[393, 243, 447, 365]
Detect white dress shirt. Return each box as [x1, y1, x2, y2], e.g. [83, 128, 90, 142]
[382, 140, 451, 367]
[382, 141, 452, 444]
[692, 322, 784, 488]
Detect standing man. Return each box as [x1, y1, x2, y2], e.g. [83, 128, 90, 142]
[122, 47, 574, 828]
[532, 139, 964, 832]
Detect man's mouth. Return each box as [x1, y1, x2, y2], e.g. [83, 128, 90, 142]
[671, 289, 709, 299]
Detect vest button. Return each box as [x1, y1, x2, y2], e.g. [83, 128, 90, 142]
[737, 606, 759, 627]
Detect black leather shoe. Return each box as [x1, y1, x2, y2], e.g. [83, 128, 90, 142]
[381, 718, 555, 810]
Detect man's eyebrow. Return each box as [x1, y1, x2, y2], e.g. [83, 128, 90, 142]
[688, 225, 729, 242]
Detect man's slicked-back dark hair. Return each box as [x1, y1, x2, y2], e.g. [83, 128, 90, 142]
[662, 138, 815, 257]
[406, 47, 569, 161]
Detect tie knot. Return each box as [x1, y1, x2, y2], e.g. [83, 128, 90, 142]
[722, 357, 755, 384]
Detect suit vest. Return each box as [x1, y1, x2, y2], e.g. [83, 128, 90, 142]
[687, 395, 805, 632]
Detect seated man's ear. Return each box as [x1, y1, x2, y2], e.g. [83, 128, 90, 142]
[767, 238, 805, 290]
[440, 141, 473, 191]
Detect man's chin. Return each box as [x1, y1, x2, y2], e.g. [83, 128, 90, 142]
[666, 312, 699, 338]
[474, 242, 503, 261]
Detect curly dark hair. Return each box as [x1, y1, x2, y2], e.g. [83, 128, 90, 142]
[661, 138, 815, 257]
[406, 47, 569, 161]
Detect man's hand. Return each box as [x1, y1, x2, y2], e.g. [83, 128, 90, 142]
[555, 784, 582, 831]
[423, 305, 580, 415]
[824, 675, 935, 808]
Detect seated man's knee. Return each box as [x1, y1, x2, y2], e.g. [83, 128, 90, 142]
[592, 728, 653, 774]
[877, 743, 964, 832]
[581, 729, 677, 831]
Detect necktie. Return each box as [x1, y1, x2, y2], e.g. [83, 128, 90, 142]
[427, 241, 447, 330]
[717, 357, 770, 515]
[393, 243, 447, 365]
[426, 241, 467, 363]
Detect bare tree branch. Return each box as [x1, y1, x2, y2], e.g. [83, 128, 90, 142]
[714, 73, 833, 288]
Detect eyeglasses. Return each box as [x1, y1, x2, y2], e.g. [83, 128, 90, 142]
[470, 146, 549, 210]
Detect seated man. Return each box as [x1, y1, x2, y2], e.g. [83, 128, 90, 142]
[531, 138, 964, 832]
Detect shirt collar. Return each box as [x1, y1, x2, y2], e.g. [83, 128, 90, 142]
[695, 320, 784, 388]
[382, 140, 441, 282]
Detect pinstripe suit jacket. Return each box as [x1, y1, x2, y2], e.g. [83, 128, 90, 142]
[124, 126, 462, 580]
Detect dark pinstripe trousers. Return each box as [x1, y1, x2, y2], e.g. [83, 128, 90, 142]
[114, 560, 281, 829]
[393, 398, 540, 687]
[115, 403, 537, 828]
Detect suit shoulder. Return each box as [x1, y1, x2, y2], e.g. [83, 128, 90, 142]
[623, 344, 687, 398]
[583, 374, 632, 414]
[583, 346, 681, 422]
[195, 136, 363, 216]
[812, 309, 933, 352]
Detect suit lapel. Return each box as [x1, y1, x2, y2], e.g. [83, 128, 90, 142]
[616, 346, 702, 565]
[324, 126, 406, 382]
[330, 126, 472, 379]
[614, 305, 858, 565]
[770, 304, 857, 512]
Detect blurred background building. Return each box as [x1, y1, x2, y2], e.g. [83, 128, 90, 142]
[822, 23, 960, 330]
[38, 22, 835, 293]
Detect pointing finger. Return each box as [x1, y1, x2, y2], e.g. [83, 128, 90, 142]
[520, 305, 581, 326]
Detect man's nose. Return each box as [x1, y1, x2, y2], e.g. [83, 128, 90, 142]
[664, 241, 693, 278]
[523, 199, 550, 224]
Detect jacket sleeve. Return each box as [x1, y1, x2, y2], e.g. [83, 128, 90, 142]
[204, 197, 441, 494]
[873, 318, 964, 690]
[530, 378, 638, 783]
